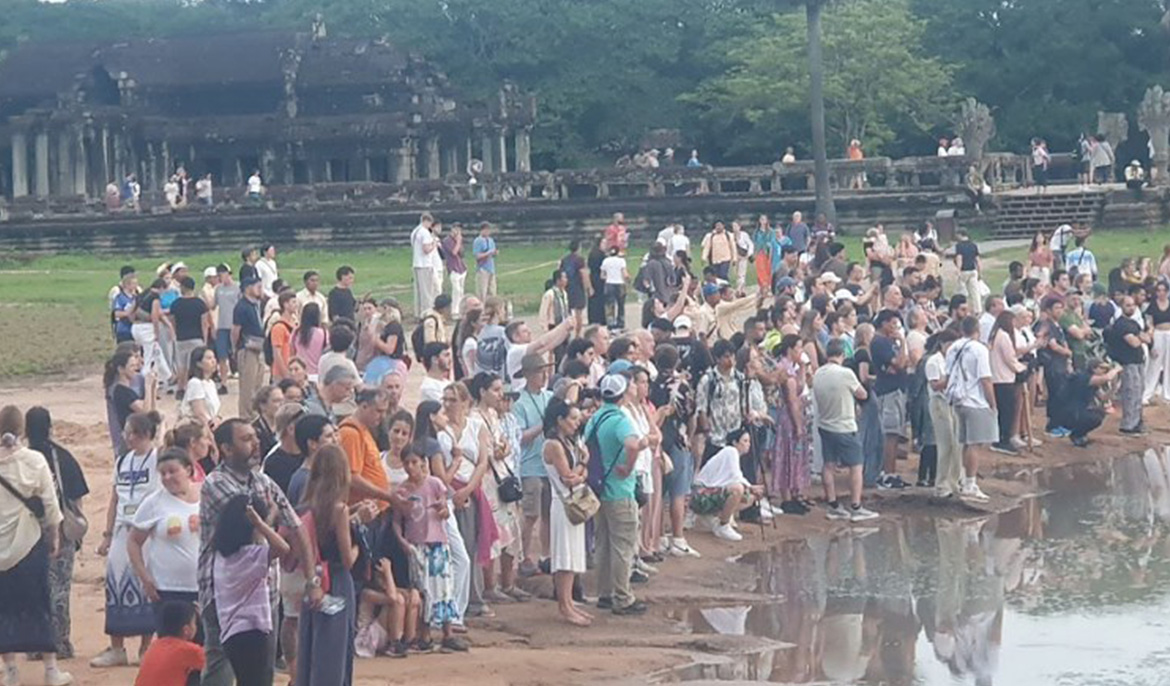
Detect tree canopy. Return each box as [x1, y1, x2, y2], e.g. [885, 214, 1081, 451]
[3, 0, 1168, 168]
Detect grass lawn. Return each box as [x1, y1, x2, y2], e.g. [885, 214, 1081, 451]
[0, 228, 1162, 379]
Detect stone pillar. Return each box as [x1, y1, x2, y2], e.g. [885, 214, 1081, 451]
[161, 141, 172, 186]
[442, 143, 458, 178]
[100, 127, 111, 185]
[73, 129, 88, 197]
[496, 130, 508, 173]
[425, 136, 441, 180]
[514, 128, 532, 173]
[480, 132, 495, 173]
[11, 132, 28, 198]
[395, 138, 414, 183]
[56, 131, 74, 196]
[1139, 85, 1170, 185]
[465, 137, 473, 173]
[34, 131, 50, 197]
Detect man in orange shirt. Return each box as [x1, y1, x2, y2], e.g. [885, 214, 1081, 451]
[338, 387, 395, 510]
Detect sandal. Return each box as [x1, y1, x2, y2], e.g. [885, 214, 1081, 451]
[440, 636, 470, 653]
[410, 638, 435, 653]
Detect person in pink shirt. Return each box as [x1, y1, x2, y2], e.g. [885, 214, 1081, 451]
[603, 212, 629, 255]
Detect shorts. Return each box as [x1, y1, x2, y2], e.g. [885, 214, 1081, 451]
[877, 390, 907, 437]
[521, 476, 551, 519]
[956, 405, 998, 446]
[818, 428, 863, 467]
[689, 487, 731, 516]
[662, 446, 695, 500]
[215, 329, 232, 361]
[175, 338, 204, 373]
[278, 567, 306, 619]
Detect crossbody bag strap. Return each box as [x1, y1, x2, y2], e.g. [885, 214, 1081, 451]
[0, 470, 40, 518]
[588, 411, 624, 485]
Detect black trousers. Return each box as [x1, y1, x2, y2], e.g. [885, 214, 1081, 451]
[993, 383, 1018, 445]
[223, 629, 272, 686]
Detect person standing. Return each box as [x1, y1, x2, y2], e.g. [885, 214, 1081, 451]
[541, 398, 592, 626]
[604, 212, 629, 255]
[1030, 138, 1050, 194]
[925, 330, 963, 497]
[700, 221, 734, 281]
[1144, 281, 1170, 403]
[442, 223, 468, 317]
[870, 311, 910, 489]
[944, 317, 996, 502]
[514, 354, 554, 577]
[1064, 236, 1098, 282]
[473, 222, 499, 300]
[1090, 133, 1115, 184]
[0, 407, 72, 686]
[586, 374, 648, 616]
[213, 265, 239, 382]
[813, 339, 877, 522]
[255, 245, 279, 300]
[171, 276, 212, 399]
[988, 311, 1025, 456]
[295, 270, 329, 325]
[1107, 295, 1149, 435]
[600, 248, 628, 330]
[787, 211, 810, 254]
[24, 407, 88, 662]
[232, 276, 267, 420]
[953, 230, 983, 315]
[327, 266, 356, 324]
[560, 240, 591, 333]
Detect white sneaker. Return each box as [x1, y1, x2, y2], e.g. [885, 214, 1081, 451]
[959, 482, 990, 502]
[670, 537, 701, 558]
[713, 523, 743, 542]
[849, 506, 879, 522]
[89, 647, 128, 669]
[1010, 436, 1027, 450]
[43, 668, 73, 686]
[825, 503, 851, 520]
[695, 514, 718, 532]
[657, 536, 672, 554]
[634, 557, 659, 574]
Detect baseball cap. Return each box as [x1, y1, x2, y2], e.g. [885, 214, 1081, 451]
[701, 283, 720, 298]
[171, 261, 188, 272]
[649, 317, 674, 333]
[514, 353, 553, 379]
[673, 314, 693, 331]
[818, 271, 841, 284]
[241, 275, 262, 288]
[599, 373, 628, 400]
[203, 266, 217, 279]
[775, 276, 798, 291]
[834, 288, 857, 303]
[607, 359, 633, 375]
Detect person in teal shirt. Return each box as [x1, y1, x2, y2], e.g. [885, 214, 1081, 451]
[584, 373, 648, 615]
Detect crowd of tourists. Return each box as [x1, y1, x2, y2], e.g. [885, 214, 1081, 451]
[0, 206, 1165, 686]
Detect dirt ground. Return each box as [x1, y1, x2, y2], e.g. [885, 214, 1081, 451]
[4, 348, 1169, 685]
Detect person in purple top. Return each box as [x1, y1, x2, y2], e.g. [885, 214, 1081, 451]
[441, 223, 469, 317]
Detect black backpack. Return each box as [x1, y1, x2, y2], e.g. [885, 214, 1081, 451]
[411, 314, 438, 362]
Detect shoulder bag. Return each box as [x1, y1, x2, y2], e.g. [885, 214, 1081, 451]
[558, 438, 600, 525]
[0, 469, 45, 520]
[48, 446, 88, 543]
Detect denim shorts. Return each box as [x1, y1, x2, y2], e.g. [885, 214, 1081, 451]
[214, 329, 232, 360]
[662, 445, 695, 500]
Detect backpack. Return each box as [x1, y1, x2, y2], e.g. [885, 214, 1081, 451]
[264, 320, 291, 367]
[633, 262, 653, 295]
[410, 314, 438, 362]
[476, 331, 508, 375]
[584, 408, 625, 498]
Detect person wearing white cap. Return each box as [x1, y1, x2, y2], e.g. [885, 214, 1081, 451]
[583, 374, 648, 616]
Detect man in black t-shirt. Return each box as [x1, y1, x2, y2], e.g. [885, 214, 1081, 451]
[261, 403, 306, 496]
[1105, 296, 1150, 435]
[953, 230, 983, 315]
[170, 276, 211, 397]
[328, 265, 357, 324]
[871, 310, 910, 489]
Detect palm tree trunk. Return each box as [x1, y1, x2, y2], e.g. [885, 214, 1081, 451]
[806, 0, 837, 224]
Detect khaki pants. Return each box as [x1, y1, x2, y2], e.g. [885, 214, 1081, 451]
[237, 348, 266, 419]
[959, 270, 982, 314]
[928, 395, 964, 494]
[414, 267, 437, 318]
[595, 498, 639, 609]
[450, 271, 467, 316]
[476, 270, 498, 300]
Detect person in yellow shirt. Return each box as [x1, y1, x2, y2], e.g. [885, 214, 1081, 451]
[701, 222, 736, 281]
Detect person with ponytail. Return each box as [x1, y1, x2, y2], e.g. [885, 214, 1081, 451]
[92, 410, 164, 668]
[104, 343, 152, 457]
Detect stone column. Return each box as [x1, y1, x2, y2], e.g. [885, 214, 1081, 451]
[514, 128, 532, 173]
[425, 136, 441, 180]
[34, 131, 50, 197]
[480, 132, 495, 173]
[496, 130, 508, 173]
[442, 142, 458, 177]
[162, 141, 172, 186]
[56, 131, 74, 196]
[73, 129, 88, 197]
[395, 138, 414, 183]
[1139, 85, 1170, 185]
[11, 132, 28, 198]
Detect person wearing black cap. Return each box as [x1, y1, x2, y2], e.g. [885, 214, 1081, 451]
[231, 275, 267, 419]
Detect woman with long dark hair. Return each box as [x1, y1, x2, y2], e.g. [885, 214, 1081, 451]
[771, 335, 811, 514]
[0, 406, 72, 686]
[24, 407, 88, 662]
[104, 343, 151, 457]
[541, 397, 592, 626]
[178, 346, 221, 425]
[291, 302, 328, 383]
[989, 309, 1026, 455]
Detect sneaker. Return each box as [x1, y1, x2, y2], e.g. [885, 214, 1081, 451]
[217, 384, 229, 396]
[1071, 435, 1090, 447]
[1028, 437, 1043, 448]
[630, 570, 650, 584]
[849, 506, 879, 522]
[959, 482, 990, 503]
[713, 522, 743, 542]
[1010, 436, 1027, 450]
[440, 636, 470, 653]
[89, 647, 129, 669]
[779, 500, 809, 515]
[596, 596, 613, 610]
[826, 503, 851, 520]
[989, 443, 1019, 456]
[633, 558, 659, 575]
[389, 640, 409, 659]
[612, 600, 648, 616]
[934, 487, 955, 499]
[670, 538, 701, 558]
[695, 514, 719, 532]
[877, 474, 909, 490]
[43, 668, 73, 686]
[1047, 427, 1071, 438]
[683, 510, 697, 530]
[538, 558, 552, 575]
[759, 500, 776, 518]
[1120, 425, 1149, 436]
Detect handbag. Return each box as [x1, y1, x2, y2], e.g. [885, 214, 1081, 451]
[490, 460, 524, 504]
[562, 485, 600, 526]
[49, 446, 88, 543]
[634, 477, 649, 508]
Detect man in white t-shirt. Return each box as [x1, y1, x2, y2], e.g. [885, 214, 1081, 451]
[925, 329, 963, 498]
[669, 225, 690, 258]
[812, 339, 876, 521]
[418, 342, 452, 402]
[504, 319, 574, 392]
[410, 212, 438, 317]
[944, 317, 996, 502]
[600, 247, 629, 330]
[246, 170, 264, 204]
[1049, 224, 1075, 269]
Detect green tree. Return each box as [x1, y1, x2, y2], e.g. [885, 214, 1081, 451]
[686, 0, 955, 160]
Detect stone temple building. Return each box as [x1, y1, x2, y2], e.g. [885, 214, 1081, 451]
[0, 29, 535, 200]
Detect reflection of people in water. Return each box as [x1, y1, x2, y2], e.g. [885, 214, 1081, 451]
[931, 519, 1004, 686]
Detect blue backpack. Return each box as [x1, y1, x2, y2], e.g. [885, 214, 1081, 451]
[585, 408, 624, 498]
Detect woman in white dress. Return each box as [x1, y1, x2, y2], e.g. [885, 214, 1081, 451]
[177, 346, 221, 426]
[542, 398, 592, 627]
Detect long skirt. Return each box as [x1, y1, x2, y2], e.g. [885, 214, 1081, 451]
[47, 539, 77, 657]
[755, 252, 772, 294]
[296, 560, 355, 686]
[482, 470, 523, 559]
[0, 538, 55, 654]
[770, 400, 811, 495]
[411, 543, 459, 629]
[105, 524, 157, 637]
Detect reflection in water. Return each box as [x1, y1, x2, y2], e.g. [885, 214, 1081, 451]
[664, 450, 1170, 685]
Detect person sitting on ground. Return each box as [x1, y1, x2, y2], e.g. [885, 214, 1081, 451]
[690, 427, 765, 541]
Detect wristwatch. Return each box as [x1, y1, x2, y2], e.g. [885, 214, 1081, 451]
[305, 575, 322, 590]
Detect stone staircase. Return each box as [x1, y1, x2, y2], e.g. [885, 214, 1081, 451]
[992, 189, 1107, 239]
